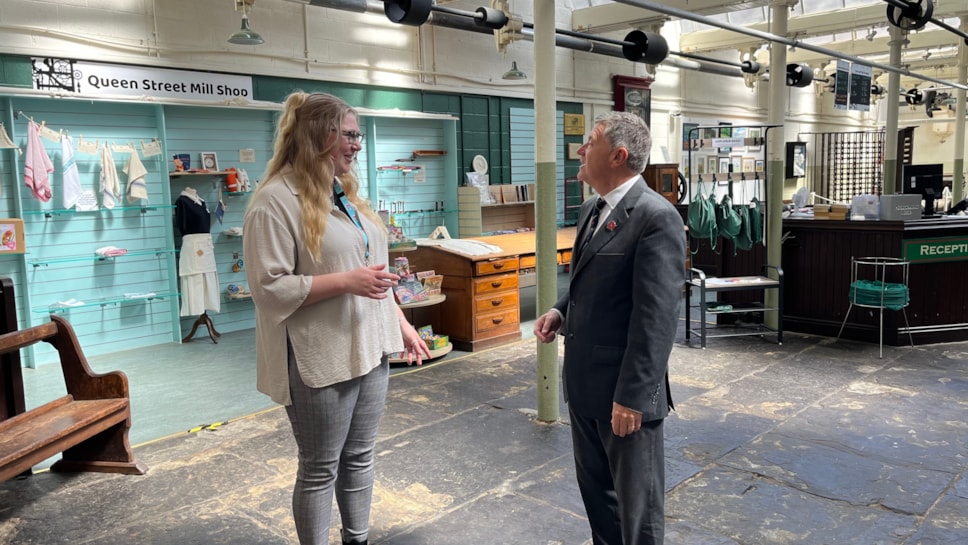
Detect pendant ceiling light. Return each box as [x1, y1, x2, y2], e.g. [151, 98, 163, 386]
[229, 1, 264, 45]
[502, 61, 527, 80]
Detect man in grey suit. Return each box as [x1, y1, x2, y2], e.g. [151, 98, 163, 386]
[535, 111, 684, 545]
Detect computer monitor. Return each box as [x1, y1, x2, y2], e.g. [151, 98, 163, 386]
[901, 163, 944, 217]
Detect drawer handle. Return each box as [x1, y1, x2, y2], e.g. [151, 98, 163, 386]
[492, 262, 504, 269]
[490, 298, 503, 306]
[490, 281, 503, 288]
[491, 317, 504, 325]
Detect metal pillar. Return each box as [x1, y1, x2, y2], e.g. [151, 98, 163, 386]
[534, 0, 559, 423]
[764, 0, 794, 329]
[883, 25, 908, 195]
[953, 15, 967, 203]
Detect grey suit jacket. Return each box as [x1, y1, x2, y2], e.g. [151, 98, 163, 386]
[554, 177, 685, 422]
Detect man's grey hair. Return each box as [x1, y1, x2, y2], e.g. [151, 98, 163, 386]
[593, 111, 652, 173]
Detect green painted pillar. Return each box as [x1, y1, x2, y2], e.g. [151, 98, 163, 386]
[534, 0, 559, 423]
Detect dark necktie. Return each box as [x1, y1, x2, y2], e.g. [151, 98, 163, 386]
[579, 198, 606, 253]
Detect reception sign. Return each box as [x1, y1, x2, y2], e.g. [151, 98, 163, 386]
[903, 236, 968, 263]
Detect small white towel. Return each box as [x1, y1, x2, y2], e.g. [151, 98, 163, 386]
[99, 144, 120, 209]
[24, 121, 54, 202]
[124, 151, 149, 203]
[61, 134, 83, 209]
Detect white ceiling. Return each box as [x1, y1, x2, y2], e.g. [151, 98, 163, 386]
[571, 0, 967, 87]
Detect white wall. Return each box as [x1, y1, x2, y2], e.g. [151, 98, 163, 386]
[1, 0, 958, 181]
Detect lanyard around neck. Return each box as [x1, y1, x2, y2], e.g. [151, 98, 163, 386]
[333, 179, 370, 263]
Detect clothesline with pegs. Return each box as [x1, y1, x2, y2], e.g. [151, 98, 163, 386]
[7, 111, 162, 157]
[0, 121, 22, 154]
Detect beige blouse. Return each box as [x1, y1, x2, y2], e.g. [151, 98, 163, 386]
[243, 174, 404, 405]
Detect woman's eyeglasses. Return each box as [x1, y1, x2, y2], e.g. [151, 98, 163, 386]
[341, 130, 365, 144]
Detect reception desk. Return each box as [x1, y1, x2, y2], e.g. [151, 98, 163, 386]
[403, 228, 577, 352]
[781, 217, 968, 345]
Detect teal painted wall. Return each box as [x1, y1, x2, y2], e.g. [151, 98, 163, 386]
[0, 55, 578, 364]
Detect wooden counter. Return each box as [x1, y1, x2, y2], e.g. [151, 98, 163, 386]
[781, 217, 968, 345]
[680, 205, 968, 346]
[404, 228, 577, 352]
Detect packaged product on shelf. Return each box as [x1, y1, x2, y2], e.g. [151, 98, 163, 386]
[427, 335, 449, 350]
[392, 284, 415, 304]
[393, 256, 411, 277]
[393, 277, 427, 304]
[421, 274, 443, 296]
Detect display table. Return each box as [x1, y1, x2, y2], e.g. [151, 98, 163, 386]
[403, 228, 577, 352]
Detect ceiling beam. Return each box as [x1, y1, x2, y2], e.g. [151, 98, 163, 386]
[678, 4, 965, 53]
[571, 0, 770, 35]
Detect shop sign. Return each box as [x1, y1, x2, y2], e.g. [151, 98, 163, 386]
[32, 58, 253, 101]
[903, 236, 968, 263]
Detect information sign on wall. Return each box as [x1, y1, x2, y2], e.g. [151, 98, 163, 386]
[32, 58, 253, 101]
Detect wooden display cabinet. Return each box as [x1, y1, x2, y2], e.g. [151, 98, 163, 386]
[643, 163, 680, 205]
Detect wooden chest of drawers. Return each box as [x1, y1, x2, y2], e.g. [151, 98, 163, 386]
[405, 248, 522, 352]
[401, 228, 576, 352]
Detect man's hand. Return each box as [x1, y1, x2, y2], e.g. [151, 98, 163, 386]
[533, 310, 562, 343]
[611, 402, 642, 437]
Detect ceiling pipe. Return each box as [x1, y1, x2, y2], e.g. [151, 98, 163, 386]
[287, 0, 744, 78]
[612, 0, 968, 91]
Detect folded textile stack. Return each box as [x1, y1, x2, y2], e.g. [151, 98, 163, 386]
[95, 246, 128, 257]
[124, 292, 157, 300]
[50, 298, 85, 308]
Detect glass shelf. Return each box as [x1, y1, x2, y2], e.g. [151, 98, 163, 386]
[391, 210, 456, 218]
[23, 205, 175, 218]
[27, 248, 176, 267]
[481, 201, 535, 208]
[34, 292, 178, 314]
[169, 171, 228, 177]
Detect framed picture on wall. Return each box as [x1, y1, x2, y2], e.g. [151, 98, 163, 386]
[730, 154, 743, 174]
[755, 159, 765, 172]
[200, 152, 219, 172]
[683, 123, 699, 150]
[742, 156, 755, 173]
[732, 127, 748, 152]
[718, 122, 732, 153]
[613, 75, 652, 126]
[718, 157, 730, 177]
[747, 127, 762, 151]
[707, 156, 719, 175]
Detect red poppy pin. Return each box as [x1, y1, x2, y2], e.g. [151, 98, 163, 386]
[606, 220, 617, 231]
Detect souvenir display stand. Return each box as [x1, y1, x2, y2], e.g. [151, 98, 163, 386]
[683, 124, 783, 345]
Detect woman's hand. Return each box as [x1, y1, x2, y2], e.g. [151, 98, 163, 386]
[399, 318, 432, 366]
[346, 264, 399, 300]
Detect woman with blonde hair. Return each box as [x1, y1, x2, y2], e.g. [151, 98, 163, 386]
[244, 91, 430, 545]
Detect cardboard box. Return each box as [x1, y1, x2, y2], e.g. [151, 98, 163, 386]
[0, 219, 25, 254]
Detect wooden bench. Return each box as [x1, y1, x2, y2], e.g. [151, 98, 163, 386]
[0, 312, 147, 481]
